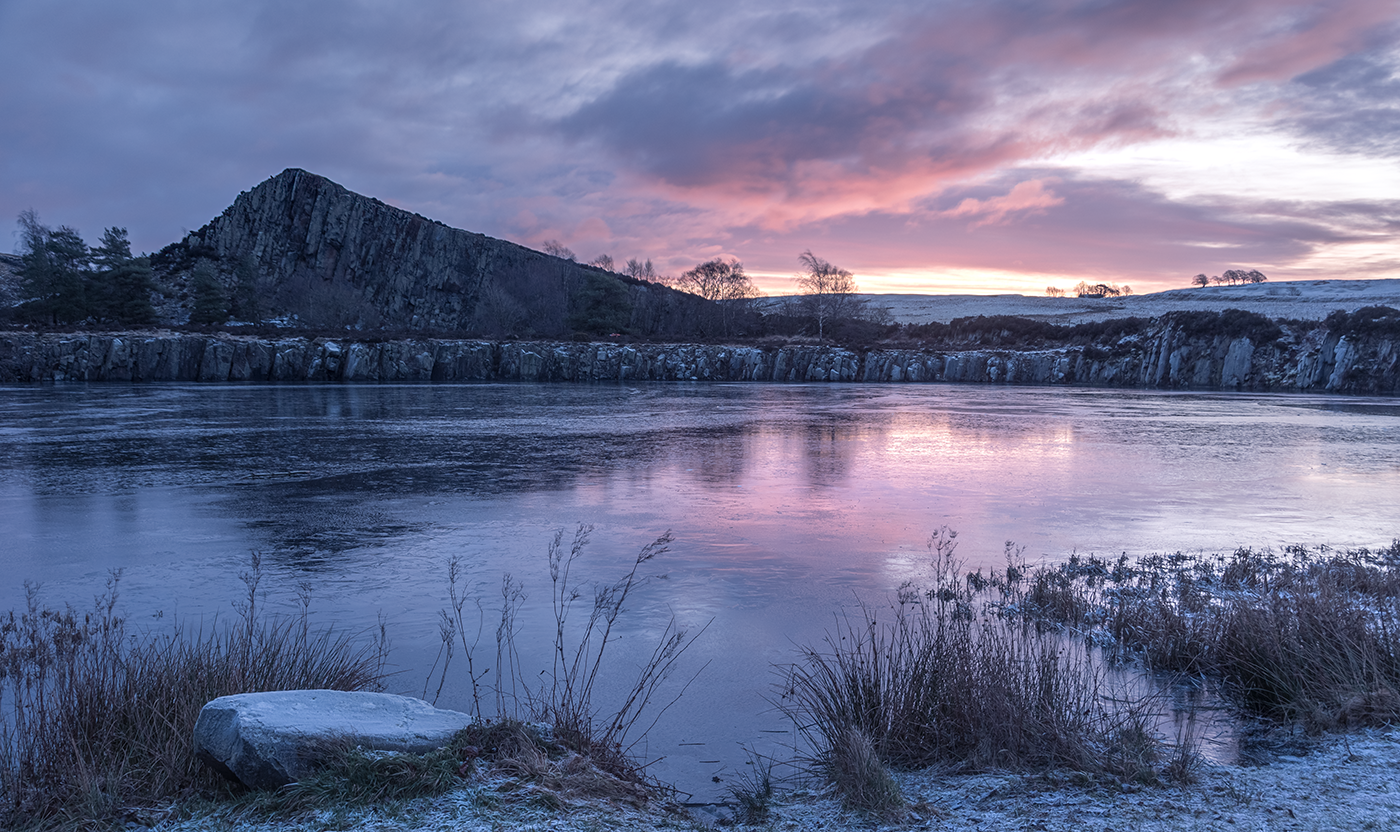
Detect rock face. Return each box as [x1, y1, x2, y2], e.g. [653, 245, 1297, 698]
[154, 168, 562, 330]
[194, 690, 475, 789]
[148, 169, 711, 336]
[3, 317, 1398, 393]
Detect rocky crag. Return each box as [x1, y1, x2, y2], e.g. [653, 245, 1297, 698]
[148, 169, 711, 336]
[3, 314, 1397, 393]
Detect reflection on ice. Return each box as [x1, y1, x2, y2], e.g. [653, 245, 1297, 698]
[2, 382, 1398, 799]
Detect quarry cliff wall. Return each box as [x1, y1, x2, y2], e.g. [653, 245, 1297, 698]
[3, 320, 1396, 394]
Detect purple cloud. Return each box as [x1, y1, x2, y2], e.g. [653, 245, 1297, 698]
[2, 0, 1395, 291]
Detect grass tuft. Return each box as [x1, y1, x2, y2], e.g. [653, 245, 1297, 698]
[783, 531, 1131, 781]
[1012, 542, 1400, 730]
[0, 556, 386, 831]
[727, 749, 776, 824]
[826, 725, 906, 820]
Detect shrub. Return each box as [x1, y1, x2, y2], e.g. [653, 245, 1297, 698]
[1161, 309, 1283, 342]
[1324, 306, 1400, 338]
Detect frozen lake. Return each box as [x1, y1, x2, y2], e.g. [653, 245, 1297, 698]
[3, 382, 1398, 798]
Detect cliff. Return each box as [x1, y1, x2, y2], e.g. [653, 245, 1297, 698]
[148, 169, 712, 336]
[3, 314, 1397, 393]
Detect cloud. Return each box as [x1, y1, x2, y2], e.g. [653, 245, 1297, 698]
[1, 0, 1397, 288]
[944, 180, 1066, 227]
[729, 171, 1400, 294]
[1283, 43, 1400, 157]
[554, 0, 1393, 229]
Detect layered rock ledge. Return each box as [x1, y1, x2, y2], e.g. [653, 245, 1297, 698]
[1, 320, 1397, 393]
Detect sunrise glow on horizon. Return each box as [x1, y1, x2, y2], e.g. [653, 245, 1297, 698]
[3, 0, 1398, 296]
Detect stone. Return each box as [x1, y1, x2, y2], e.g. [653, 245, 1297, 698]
[3, 322, 1400, 392]
[193, 690, 475, 789]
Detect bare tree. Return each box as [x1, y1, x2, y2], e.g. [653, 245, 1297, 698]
[625, 258, 660, 282]
[1045, 286, 1066, 297]
[541, 240, 576, 261]
[1072, 280, 1129, 298]
[1221, 268, 1267, 285]
[676, 257, 758, 335]
[1192, 274, 1210, 287]
[589, 254, 615, 271]
[796, 250, 860, 339]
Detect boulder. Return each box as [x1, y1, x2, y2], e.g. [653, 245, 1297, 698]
[194, 690, 475, 789]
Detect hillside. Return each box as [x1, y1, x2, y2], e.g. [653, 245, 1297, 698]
[847, 280, 1400, 325]
[147, 169, 713, 336]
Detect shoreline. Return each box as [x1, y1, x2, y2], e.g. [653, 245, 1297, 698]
[2, 310, 1398, 394]
[145, 728, 1400, 831]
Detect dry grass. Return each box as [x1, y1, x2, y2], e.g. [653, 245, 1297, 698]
[191, 717, 652, 825]
[781, 530, 1167, 812]
[3, 530, 703, 829]
[425, 526, 706, 791]
[0, 557, 386, 831]
[780, 532, 1400, 806]
[728, 750, 776, 824]
[989, 541, 1400, 730]
[825, 726, 906, 821]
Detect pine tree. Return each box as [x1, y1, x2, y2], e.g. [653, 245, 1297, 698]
[91, 226, 156, 325]
[226, 257, 262, 323]
[189, 261, 228, 325]
[17, 210, 90, 324]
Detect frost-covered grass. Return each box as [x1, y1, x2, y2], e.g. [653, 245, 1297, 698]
[781, 529, 1175, 817]
[1, 530, 699, 831]
[1001, 540, 1400, 728]
[9, 529, 1399, 830]
[781, 531, 1400, 818]
[0, 555, 387, 830]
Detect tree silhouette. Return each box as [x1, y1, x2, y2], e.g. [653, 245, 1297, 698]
[796, 250, 860, 339]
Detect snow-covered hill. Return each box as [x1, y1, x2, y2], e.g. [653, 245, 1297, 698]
[844, 279, 1400, 325]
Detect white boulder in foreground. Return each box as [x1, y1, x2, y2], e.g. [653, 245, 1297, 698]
[194, 690, 475, 789]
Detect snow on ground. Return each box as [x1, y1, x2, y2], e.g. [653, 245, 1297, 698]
[794, 278, 1400, 326]
[152, 729, 1400, 831]
[767, 728, 1400, 831]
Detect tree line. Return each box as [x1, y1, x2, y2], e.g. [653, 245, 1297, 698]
[1191, 269, 1267, 287]
[1044, 282, 1133, 298]
[9, 209, 871, 340]
[12, 211, 157, 326]
[527, 243, 870, 340]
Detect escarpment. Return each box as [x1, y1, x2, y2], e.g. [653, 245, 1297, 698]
[3, 312, 1397, 393]
[147, 169, 711, 336]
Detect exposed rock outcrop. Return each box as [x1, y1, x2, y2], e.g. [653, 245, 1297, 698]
[193, 690, 474, 789]
[3, 315, 1397, 393]
[148, 169, 712, 336]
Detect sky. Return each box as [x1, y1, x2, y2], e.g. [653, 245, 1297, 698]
[2, 0, 1399, 296]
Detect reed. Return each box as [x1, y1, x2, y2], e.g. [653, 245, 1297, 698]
[986, 541, 1400, 728]
[0, 557, 386, 830]
[781, 530, 1164, 815]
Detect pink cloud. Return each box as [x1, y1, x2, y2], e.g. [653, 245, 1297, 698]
[944, 179, 1066, 227]
[1217, 1, 1400, 85]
